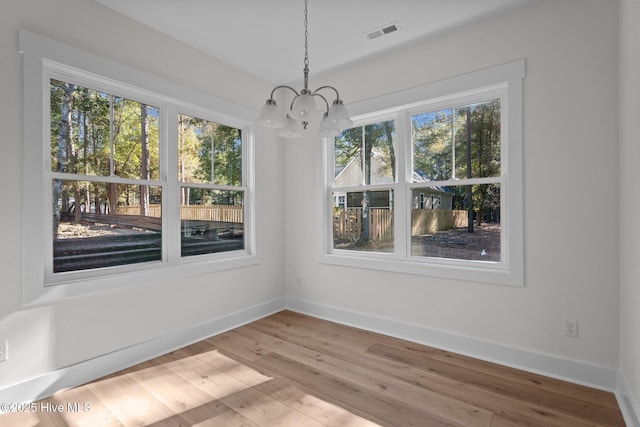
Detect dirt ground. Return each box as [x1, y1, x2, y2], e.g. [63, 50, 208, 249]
[55, 221, 242, 240]
[60, 221, 501, 262]
[411, 223, 501, 261]
[335, 223, 501, 262]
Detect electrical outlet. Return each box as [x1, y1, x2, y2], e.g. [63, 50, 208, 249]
[564, 319, 578, 338]
[0, 340, 7, 362]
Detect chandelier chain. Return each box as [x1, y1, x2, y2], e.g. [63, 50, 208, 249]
[304, 0, 309, 69]
[257, 0, 351, 136]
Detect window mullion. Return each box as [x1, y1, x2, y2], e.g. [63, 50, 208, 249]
[324, 136, 334, 255]
[109, 94, 115, 176]
[412, 176, 501, 188]
[242, 125, 254, 256]
[165, 104, 180, 263]
[394, 111, 410, 258]
[48, 172, 162, 186]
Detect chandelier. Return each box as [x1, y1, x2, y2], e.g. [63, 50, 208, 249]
[256, 0, 352, 138]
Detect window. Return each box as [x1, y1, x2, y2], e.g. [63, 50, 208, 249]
[332, 120, 396, 253]
[411, 99, 501, 262]
[50, 80, 163, 273]
[178, 114, 245, 257]
[20, 30, 256, 302]
[323, 60, 524, 286]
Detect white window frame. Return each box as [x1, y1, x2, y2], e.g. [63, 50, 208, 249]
[320, 60, 524, 286]
[20, 30, 259, 304]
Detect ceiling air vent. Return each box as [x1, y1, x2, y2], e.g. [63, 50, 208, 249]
[366, 22, 400, 40]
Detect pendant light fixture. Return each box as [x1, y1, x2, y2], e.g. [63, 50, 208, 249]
[256, 0, 352, 138]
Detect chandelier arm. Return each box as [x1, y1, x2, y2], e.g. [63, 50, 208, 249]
[269, 85, 300, 100]
[312, 85, 341, 101]
[312, 92, 330, 114]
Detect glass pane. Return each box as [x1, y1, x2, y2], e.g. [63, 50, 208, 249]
[412, 98, 500, 182]
[454, 99, 501, 179]
[332, 190, 394, 253]
[334, 120, 396, 187]
[412, 110, 453, 181]
[180, 188, 244, 257]
[411, 184, 500, 261]
[52, 179, 162, 273]
[178, 114, 242, 186]
[334, 127, 361, 187]
[112, 98, 160, 180]
[50, 79, 160, 179]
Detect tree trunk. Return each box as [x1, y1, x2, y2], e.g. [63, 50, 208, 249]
[361, 191, 370, 244]
[108, 181, 118, 215]
[466, 106, 474, 233]
[84, 185, 91, 214]
[74, 188, 83, 222]
[360, 127, 373, 244]
[383, 121, 396, 181]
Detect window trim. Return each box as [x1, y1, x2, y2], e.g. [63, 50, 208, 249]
[320, 60, 525, 286]
[20, 29, 259, 304]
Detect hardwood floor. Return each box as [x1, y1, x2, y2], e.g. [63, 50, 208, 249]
[0, 310, 625, 426]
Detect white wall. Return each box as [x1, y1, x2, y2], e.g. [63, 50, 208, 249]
[619, 0, 640, 420]
[1, 0, 635, 419]
[0, 0, 284, 392]
[285, 0, 621, 384]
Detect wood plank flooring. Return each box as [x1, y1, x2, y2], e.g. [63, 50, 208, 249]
[0, 310, 625, 426]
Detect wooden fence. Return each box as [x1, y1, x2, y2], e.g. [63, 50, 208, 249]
[411, 209, 468, 235]
[333, 208, 469, 242]
[116, 205, 162, 218]
[334, 208, 393, 242]
[117, 204, 244, 223]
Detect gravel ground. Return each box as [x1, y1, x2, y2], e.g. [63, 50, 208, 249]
[56, 221, 152, 239]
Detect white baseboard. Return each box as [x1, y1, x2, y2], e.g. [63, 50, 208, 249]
[3, 295, 634, 424]
[617, 370, 640, 427]
[285, 297, 619, 392]
[0, 297, 285, 410]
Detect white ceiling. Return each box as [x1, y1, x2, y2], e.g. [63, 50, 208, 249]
[95, 0, 535, 86]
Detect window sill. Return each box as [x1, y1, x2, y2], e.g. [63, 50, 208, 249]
[24, 252, 259, 306]
[319, 251, 522, 287]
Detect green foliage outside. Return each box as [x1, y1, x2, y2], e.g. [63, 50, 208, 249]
[50, 79, 160, 219]
[50, 80, 244, 216]
[412, 99, 501, 225]
[334, 120, 396, 184]
[178, 114, 242, 205]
